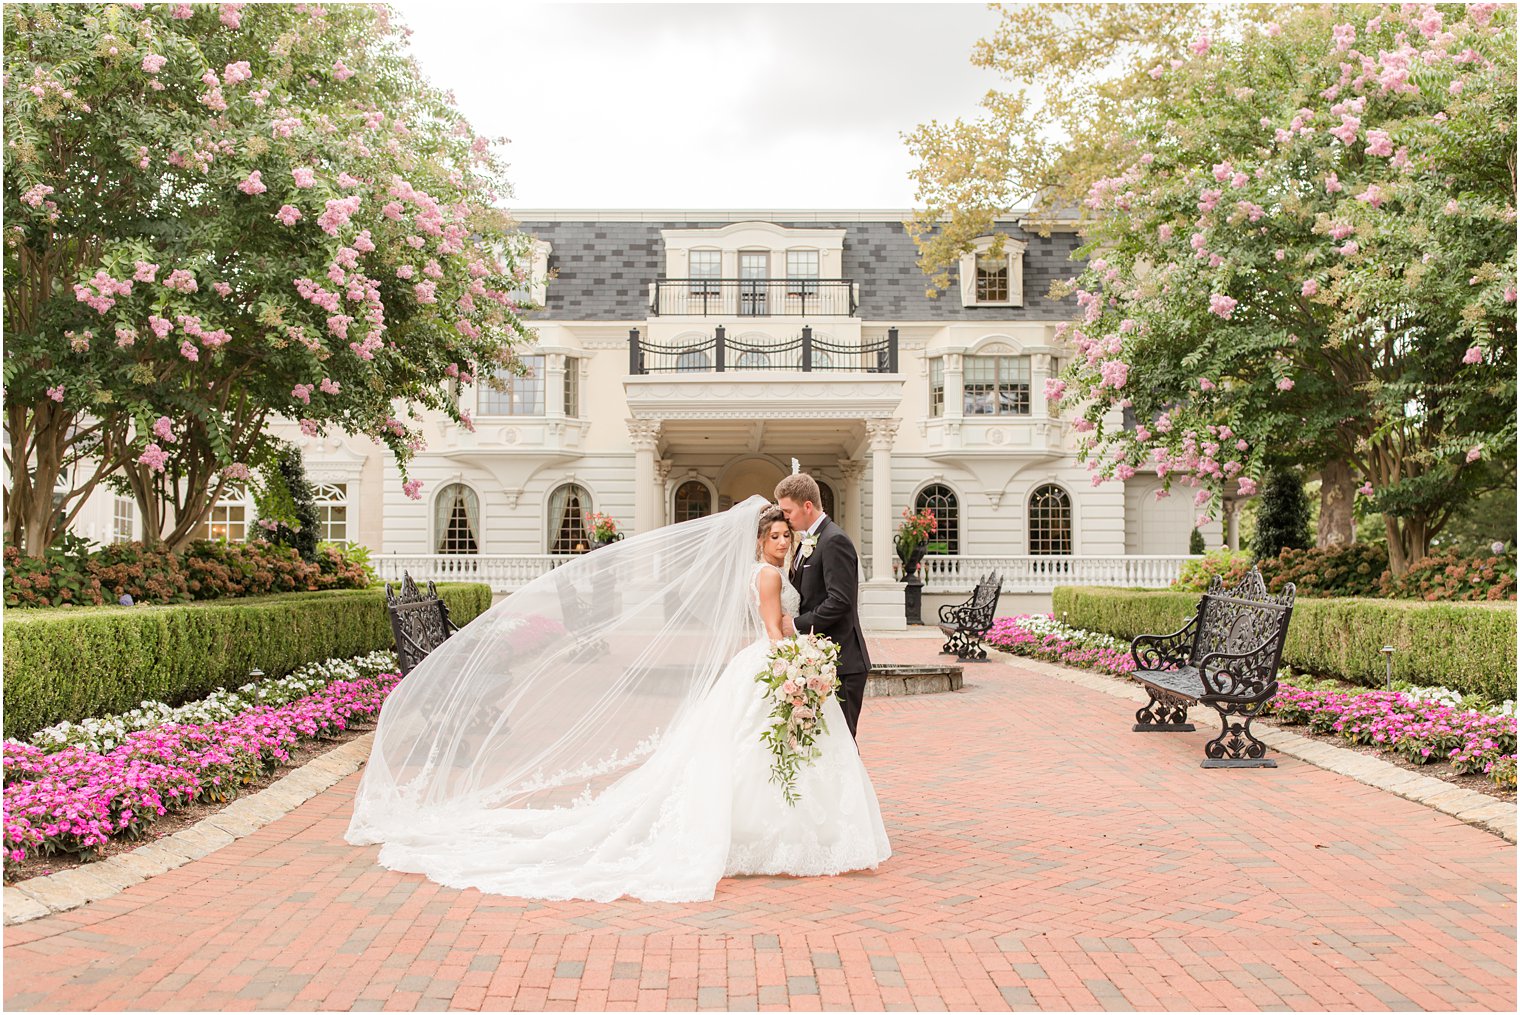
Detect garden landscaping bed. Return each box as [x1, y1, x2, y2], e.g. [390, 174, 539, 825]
[3, 720, 375, 886]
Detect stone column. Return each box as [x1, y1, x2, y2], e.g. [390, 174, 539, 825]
[944, 352, 965, 443]
[838, 459, 866, 544]
[627, 419, 661, 536]
[1226, 500, 1241, 552]
[546, 353, 567, 418]
[858, 418, 906, 631]
[1031, 352, 1051, 418]
[654, 461, 672, 529]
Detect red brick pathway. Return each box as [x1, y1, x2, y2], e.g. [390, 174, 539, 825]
[5, 637, 1515, 1011]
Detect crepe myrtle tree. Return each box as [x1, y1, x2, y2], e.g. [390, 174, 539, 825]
[1040, 3, 1515, 575]
[4, 2, 535, 555]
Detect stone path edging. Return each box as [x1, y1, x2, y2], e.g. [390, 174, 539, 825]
[987, 649, 1518, 844]
[3, 733, 375, 927]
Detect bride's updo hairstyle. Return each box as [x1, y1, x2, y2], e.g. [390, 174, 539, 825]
[756, 504, 789, 541]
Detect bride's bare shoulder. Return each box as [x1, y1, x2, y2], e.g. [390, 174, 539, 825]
[754, 563, 782, 591]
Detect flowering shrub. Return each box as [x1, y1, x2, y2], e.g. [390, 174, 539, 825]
[894, 507, 938, 560]
[1170, 543, 1515, 601]
[984, 614, 1136, 676]
[3, 654, 402, 874]
[1377, 550, 1518, 602]
[3, 538, 372, 608]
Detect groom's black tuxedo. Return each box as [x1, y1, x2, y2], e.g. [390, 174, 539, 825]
[789, 515, 870, 738]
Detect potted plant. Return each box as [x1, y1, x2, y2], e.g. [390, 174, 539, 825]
[584, 512, 623, 550]
[894, 507, 937, 625]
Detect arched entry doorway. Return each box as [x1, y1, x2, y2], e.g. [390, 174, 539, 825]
[719, 457, 786, 509]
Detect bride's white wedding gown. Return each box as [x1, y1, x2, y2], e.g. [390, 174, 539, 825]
[356, 561, 891, 903]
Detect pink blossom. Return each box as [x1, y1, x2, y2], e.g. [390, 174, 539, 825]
[1276, 377, 1295, 392]
[1212, 161, 1234, 182]
[1330, 115, 1361, 146]
[291, 383, 313, 405]
[45, 385, 64, 403]
[1158, 224, 1173, 242]
[1189, 34, 1210, 56]
[220, 3, 244, 28]
[1505, 285, 1517, 303]
[320, 377, 341, 395]
[237, 170, 266, 195]
[274, 204, 302, 226]
[1208, 294, 1237, 319]
[115, 326, 137, 347]
[212, 281, 232, 298]
[1449, 79, 1465, 96]
[1444, 199, 1461, 215]
[148, 316, 173, 338]
[1230, 172, 1249, 189]
[1463, 346, 1483, 365]
[1302, 279, 1319, 297]
[317, 195, 362, 236]
[179, 341, 200, 362]
[1356, 184, 1388, 209]
[222, 462, 252, 481]
[332, 60, 355, 81]
[299, 418, 320, 437]
[223, 61, 252, 85]
[152, 416, 176, 443]
[1364, 129, 1394, 157]
[20, 183, 53, 208]
[1236, 477, 1258, 497]
[337, 172, 363, 189]
[1466, 446, 1483, 463]
[133, 261, 159, 283]
[163, 269, 197, 293]
[1332, 23, 1356, 51]
[1198, 378, 1216, 392]
[1329, 222, 1356, 240]
[1469, 3, 1500, 27]
[1198, 188, 1223, 212]
[141, 53, 167, 74]
[402, 479, 424, 500]
[1337, 241, 1360, 257]
[1358, 482, 1375, 497]
[138, 443, 170, 472]
[1264, 22, 1281, 37]
[292, 166, 316, 189]
[1390, 147, 1411, 171]
[1098, 360, 1129, 390]
[1325, 173, 1344, 194]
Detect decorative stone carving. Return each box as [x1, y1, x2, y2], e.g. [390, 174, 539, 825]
[864, 418, 899, 452]
[626, 418, 662, 450]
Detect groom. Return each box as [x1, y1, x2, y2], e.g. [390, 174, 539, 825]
[775, 472, 871, 739]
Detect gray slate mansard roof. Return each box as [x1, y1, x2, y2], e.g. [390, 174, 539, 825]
[512, 213, 1086, 322]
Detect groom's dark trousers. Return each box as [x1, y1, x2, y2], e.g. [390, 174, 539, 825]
[790, 517, 871, 738]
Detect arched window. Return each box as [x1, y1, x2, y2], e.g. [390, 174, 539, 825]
[735, 350, 771, 370]
[312, 483, 350, 546]
[1029, 484, 1073, 555]
[817, 481, 836, 519]
[435, 484, 480, 554]
[675, 349, 711, 372]
[673, 480, 712, 522]
[549, 483, 592, 553]
[915, 484, 959, 555]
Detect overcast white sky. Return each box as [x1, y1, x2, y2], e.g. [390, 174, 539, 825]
[390, 1, 1004, 210]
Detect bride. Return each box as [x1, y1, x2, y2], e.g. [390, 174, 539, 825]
[346, 495, 891, 902]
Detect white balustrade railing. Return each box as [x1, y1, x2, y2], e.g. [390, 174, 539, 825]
[377, 553, 575, 593]
[381, 552, 1198, 595]
[913, 554, 1198, 593]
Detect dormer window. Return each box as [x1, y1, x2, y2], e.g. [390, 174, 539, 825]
[689, 249, 721, 296]
[786, 249, 819, 296]
[959, 235, 1026, 308]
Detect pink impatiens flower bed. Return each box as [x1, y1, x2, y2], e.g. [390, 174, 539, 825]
[3, 672, 399, 873]
[985, 614, 1516, 788]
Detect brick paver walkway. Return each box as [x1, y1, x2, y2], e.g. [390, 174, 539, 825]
[5, 637, 1516, 1011]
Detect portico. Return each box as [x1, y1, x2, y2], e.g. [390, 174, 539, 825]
[624, 372, 909, 629]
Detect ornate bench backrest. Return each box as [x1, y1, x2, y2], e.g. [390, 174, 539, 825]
[385, 572, 454, 676]
[1191, 570, 1296, 696]
[963, 573, 1004, 628]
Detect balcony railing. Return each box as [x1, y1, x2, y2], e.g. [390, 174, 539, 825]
[650, 278, 858, 317]
[379, 553, 574, 593]
[629, 326, 898, 375]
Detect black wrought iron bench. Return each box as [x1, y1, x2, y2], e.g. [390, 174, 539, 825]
[938, 572, 1003, 661]
[1129, 569, 1296, 768]
[385, 572, 458, 676]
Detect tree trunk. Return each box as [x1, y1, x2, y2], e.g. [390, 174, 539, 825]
[1383, 513, 1432, 576]
[1316, 459, 1357, 547]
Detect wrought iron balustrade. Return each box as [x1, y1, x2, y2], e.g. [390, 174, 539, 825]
[628, 326, 898, 375]
[649, 278, 858, 317]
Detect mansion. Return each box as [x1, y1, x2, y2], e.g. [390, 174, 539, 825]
[72, 209, 1214, 622]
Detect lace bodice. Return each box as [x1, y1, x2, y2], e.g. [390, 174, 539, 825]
[750, 561, 800, 633]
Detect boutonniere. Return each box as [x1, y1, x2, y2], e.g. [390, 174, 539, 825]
[799, 534, 819, 560]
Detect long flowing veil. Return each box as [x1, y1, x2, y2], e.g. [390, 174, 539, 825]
[346, 494, 771, 848]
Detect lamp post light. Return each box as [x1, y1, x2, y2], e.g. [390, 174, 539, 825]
[1380, 645, 1395, 692]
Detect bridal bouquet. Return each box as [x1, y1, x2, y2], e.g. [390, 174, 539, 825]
[754, 633, 841, 805]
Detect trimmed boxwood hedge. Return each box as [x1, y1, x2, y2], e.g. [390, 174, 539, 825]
[2, 583, 492, 739]
[1052, 586, 1517, 702]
